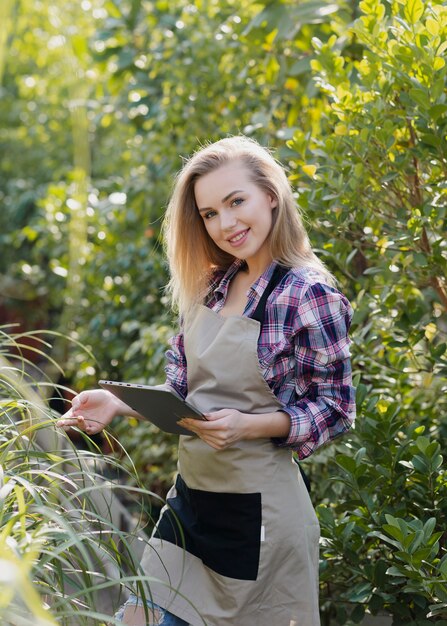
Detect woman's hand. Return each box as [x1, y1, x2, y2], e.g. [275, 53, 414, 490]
[56, 389, 125, 435]
[178, 409, 249, 450]
[178, 408, 291, 450]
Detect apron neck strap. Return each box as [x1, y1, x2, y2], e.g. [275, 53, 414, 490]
[250, 264, 290, 327]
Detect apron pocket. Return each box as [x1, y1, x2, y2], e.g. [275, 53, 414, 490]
[155, 475, 262, 581]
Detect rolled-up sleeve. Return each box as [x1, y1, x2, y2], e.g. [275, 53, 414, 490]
[274, 282, 356, 459]
[164, 330, 188, 400]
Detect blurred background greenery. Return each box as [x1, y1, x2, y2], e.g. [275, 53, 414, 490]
[1, 0, 446, 624]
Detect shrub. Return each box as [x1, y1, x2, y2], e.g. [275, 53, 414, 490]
[289, 0, 447, 622]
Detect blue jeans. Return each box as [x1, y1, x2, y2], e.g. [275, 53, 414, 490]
[113, 594, 189, 625]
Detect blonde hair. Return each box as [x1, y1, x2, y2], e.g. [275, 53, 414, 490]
[163, 136, 334, 315]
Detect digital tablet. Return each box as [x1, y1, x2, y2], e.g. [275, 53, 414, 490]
[98, 380, 206, 436]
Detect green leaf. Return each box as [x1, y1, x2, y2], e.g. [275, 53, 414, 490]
[104, 1, 122, 18]
[425, 441, 441, 459]
[351, 603, 366, 622]
[316, 504, 335, 527]
[354, 446, 367, 465]
[430, 91, 447, 111]
[386, 565, 406, 577]
[437, 40, 447, 57]
[384, 514, 402, 529]
[374, 559, 388, 586]
[431, 342, 446, 358]
[413, 252, 428, 266]
[71, 34, 88, 60]
[420, 133, 441, 148]
[438, 554, 447, 577]
[335, 454, 357, 474]
[404, 0, 424, 24]
[432, 454, 443, 471]
[422, 517, 437, 542]
[355, 383, 368, 408]
[433, 57, 445, 71]
[415, 436, 430, 453]
[409, 88, 430, 110]
[348, 581, 373, 603]
[383, 524, 404, 543]
[406, 530, 424, 554]
[433, 584, 447, 604]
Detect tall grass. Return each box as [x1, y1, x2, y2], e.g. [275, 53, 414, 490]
[0, 327, 161, 625]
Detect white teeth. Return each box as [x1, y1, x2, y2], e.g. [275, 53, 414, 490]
[230, 230, 248, 243]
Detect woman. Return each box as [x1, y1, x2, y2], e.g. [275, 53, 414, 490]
[58, 136, 356, 626]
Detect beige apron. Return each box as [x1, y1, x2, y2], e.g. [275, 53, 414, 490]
[141, 290, 320, 625]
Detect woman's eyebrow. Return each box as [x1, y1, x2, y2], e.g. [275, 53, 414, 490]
[197, 190, 244, 213]
[222, 189, 244, 203]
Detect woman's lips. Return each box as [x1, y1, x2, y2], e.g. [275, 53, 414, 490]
[227, 229, 249, 247]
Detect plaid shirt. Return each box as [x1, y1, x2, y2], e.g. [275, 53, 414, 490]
[165, 260, 356, 459]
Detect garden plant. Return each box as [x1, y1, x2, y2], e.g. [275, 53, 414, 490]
[0, 0, 446, 624]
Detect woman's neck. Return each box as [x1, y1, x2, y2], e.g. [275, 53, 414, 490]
[241, 256, 274, 283]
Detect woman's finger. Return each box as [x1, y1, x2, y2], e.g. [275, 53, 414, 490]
[72, 393, 87, 411]
[56, 415, 85, 430]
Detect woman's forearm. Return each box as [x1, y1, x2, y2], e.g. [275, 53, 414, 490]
[242, 410, 291, 440]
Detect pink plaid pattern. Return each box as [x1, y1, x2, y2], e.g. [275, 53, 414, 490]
[165, 260, 356, 459]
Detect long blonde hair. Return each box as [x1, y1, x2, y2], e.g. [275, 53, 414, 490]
[163, 136, 334, 315]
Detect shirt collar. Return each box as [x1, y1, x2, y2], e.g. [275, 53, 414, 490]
[249, 260, 277, 299]
[213, 259, 245, 300]
[213, 259, 278, 301]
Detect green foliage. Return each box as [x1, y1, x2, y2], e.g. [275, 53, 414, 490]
[289, 0, 447, 623]
[1, 0, 447, 624]
[317, 387, 447, 624]
[0, 329, 162, 625]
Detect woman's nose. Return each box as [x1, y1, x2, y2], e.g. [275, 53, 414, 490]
[220, 210, 237, 231]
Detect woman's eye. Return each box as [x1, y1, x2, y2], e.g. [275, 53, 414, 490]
[231, 197, 244, 207]
[204, 210, 217, 220]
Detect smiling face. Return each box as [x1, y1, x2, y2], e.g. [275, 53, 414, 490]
[194, 162, 277, 274]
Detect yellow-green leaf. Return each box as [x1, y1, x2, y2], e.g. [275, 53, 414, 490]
[334, 123, 348, 136]
[426, 17, 439, 36]
[437, 41, 447, 56]
[14, 485, 26, 536]
[433, 56, 445, 71]
[71, 34, 88, 60]
[404, 0, 424, 24]
[284, 78, 299, 91]
[377, 399, 389, 414]
[425, 322, 437, 341]
[302, 164, 317, 178]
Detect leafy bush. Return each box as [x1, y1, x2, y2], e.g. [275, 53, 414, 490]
[289, 0, 447, 623]
[2, 0, 447, 623]
[316, 386, 446, 625]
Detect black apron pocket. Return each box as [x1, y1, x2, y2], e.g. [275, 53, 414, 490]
[155, 474, 262, 581]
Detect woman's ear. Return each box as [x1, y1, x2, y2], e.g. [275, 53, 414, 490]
[269, 194, 278, 209]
